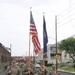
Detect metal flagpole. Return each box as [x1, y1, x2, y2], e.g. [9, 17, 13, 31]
[28, 7, 32, 75]
[33, 48, 35, 64]
[28, 33, 31, 75]
[43, 12, 45, 65]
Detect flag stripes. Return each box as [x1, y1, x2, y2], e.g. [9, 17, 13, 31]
[30, 24, 37, 35]
[30, 10, 41, 54]
[32, 35, 41, 54]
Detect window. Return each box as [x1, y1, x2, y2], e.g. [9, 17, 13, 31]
[50, 47, 56, 52]
[50, 54, 55, 59]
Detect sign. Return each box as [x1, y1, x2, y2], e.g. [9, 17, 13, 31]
[55, 54, 59, 61]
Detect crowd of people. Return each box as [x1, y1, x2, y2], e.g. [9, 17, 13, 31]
[5, 60, 58, 75]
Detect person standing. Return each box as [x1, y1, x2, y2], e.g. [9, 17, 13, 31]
[22, 63, 35, 75]
[40, 63, 47, 75]
[50, 65, 58, 75]
[5, 60, 21, 75]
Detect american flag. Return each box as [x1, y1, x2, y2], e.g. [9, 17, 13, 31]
[30, 11, 41, 54]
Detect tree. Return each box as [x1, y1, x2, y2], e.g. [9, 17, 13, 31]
[58, 37, 75, 63]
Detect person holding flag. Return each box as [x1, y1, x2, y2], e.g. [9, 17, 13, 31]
[24, 8, 41, 75]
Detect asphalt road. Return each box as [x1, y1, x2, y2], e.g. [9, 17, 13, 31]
[58, 71, 75, 75]
[0, 71, 22, 75]
[0, 72, 6, 75]
[0, 71, 75, 75]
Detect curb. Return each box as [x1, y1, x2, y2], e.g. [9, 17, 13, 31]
[58, 69, 75, 74]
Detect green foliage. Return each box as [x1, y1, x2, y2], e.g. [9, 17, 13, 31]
[47, 64, 75, 72]
[0, 66, 4, 72]
[58, 37, 75, 54]
[58, 37, 75, 62]
[60, 67, 75, 72]
[46, 63, 54, 66]
[59, 63, 65, 67]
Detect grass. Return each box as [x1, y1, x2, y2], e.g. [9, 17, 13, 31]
[46, 64, 75, 72]
[59, 67, 75, 72]
[58, 64, 75, 72]
[0, 66, 4, 72]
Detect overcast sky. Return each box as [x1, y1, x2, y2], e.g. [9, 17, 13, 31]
[0, 0, 75, 56]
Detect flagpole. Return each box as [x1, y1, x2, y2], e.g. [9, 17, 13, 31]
[30, 7, 41, 73]
[28, 7, 32, 75]
[43, 12, 45, 65]
[42, 12, 48, 75]
[33, 48, 35, 64]
[43, 12, 48, 66]
[28, 33, 31, 75]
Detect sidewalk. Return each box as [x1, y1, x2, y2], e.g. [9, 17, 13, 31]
[58, 69, 75, 74]
[0, 72, 6, 75]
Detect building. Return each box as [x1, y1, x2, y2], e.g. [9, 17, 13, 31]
[11, 56, 27, 62]
[38, 44, 72, 64]
[11, 56, 36, 62]
[0, 43, 11, 66]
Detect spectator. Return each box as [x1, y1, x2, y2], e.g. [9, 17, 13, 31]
[5, 60, 21, 75]
[40, 63, 47, 75]
[50, 64, 58, 75]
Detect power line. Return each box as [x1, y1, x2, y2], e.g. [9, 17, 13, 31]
[58, 6, 75, 19]
[58, 17, 75, 27]
[57, 1, 75, 28]
[58, 2, 75, 16]
[58, 11, 75, 24]
[70, 24, 75, 31]
[57, 34, 75, 43]
[48, 37, 55, 40]
[63, 34, 75, 40]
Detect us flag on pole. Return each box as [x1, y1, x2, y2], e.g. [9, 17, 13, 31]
[30, 10, 41, 54]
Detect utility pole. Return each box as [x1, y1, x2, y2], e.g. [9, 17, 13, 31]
[55, 15, 58, 70]
[10, 44, 12, 65]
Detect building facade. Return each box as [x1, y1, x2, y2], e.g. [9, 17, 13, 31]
[38, 44, 72, 64]
[0, 43, 11, 66]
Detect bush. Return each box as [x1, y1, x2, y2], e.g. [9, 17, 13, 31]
[0, 66, 4, 72]
[46, 63, 54, 66]
[59, 63, 65, 67]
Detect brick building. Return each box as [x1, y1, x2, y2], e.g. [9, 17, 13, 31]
[0, 43, 11, 65]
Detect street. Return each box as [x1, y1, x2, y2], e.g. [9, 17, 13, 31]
[0, 71, 75, 75]
[0, 72, 22, 75]
[0, 72, 6, 75]
[58, 71, 75, 75]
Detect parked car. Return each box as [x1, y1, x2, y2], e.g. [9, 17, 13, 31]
[4, 63, 10, 70]
[34, 64, 43, 75]
[34, 64, 41, 68]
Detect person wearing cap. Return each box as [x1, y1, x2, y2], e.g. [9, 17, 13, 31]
[34, 63, 43, 75]
[40, 63, 47, 75]
[50, 64, 58, 75]
[5, 60, 21, 75]
[22, 62, 35, 75]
